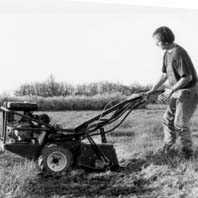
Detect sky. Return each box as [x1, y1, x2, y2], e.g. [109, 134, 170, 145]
[1, 0, 198, 94]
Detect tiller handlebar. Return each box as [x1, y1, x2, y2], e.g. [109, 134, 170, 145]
[74, 93, 146, 138]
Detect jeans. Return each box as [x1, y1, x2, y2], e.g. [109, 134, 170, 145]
[162, 84, 198, 151]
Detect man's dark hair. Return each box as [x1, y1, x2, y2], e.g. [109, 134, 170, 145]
[153, 26, 175, 44]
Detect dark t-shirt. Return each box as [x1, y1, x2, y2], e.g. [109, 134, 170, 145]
[162, 44, 198, 88]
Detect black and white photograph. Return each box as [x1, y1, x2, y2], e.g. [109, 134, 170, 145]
[1, 0, 198, 197]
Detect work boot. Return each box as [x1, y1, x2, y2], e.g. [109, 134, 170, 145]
[181, 148, 193, 160]
[156, 143, 175, 156]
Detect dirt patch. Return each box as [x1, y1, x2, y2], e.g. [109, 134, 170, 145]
[17, 157, 155, 198]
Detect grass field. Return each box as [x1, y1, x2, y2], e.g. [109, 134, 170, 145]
[1, 105, 198, 198]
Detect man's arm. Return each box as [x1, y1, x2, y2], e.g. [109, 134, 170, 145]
[171, 75, 192, 92]
[146, 73, 167, 95]
[158, 75, 192, 102]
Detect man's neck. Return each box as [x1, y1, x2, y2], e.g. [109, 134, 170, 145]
[167, 43, 176, 53]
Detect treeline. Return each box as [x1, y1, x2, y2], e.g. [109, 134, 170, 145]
[5, 75, 161, 111]
[14, 75, 151, 97]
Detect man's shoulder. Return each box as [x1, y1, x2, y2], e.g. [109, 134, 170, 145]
[174, 44, 187, 56]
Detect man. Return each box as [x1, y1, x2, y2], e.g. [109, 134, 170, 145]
[147, 26, 198, 159]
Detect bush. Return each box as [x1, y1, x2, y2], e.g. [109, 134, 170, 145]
[0, 94, 127, 111]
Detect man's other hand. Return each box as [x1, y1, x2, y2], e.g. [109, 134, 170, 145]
[158, 88, 174, 102]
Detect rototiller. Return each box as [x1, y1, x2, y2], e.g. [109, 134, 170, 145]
[0, 93, 146, 173]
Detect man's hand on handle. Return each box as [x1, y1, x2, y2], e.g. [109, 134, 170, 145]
[158, 88, 174, 103]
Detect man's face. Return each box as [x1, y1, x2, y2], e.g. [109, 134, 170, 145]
[153, 34, 167, 50]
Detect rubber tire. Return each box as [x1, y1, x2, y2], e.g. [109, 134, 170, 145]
[38, 144, 73, 174]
